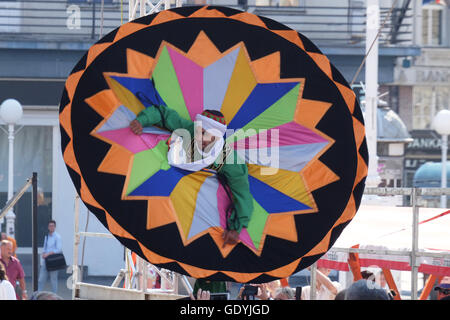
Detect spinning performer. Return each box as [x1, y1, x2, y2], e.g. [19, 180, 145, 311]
[130, 105, 254, 246]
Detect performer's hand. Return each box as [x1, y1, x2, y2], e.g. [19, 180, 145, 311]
[130, 119, 143, 135]
[222, 229, 239, 247]
[197, 289, 211, 300]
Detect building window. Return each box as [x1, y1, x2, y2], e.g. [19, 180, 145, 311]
[422, 5, 444, 46]
[67, 0, 113, 3]
[0, 126, 53, 247]
[255, 0, 304, 7]
[412, 86, 450, 129]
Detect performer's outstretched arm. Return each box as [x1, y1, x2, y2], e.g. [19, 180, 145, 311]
[130, 105, 194, 134]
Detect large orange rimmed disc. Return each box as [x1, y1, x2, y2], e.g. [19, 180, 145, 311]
[59, 5, 368, 283]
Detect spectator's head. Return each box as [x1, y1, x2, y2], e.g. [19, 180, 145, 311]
[29, 291, 63, 300]
[0, 261, 7, 281]
[0, 232, 7, 240]
[274, 287, 295, 300]
[0, 240, 13, 260]
[48, 220, 56, 233]
[345, 279, 391, 300]
[334, 289, 347, 300]
[434, 277, 450, 301]
[361, 270, 375, 281]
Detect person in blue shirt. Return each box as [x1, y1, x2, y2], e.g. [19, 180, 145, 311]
[38, 220, 62, 294]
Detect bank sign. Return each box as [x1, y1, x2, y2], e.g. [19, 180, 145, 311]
[406, 130, 447, 155]
[405, 130, 449, 172]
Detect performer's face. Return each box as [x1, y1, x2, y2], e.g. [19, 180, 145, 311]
[195, 127, 217, 150]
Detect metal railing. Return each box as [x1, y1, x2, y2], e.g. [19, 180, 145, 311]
[71, 195, 191, 300]
[0, 0, 414, 46]
[71, 186, 449, 299]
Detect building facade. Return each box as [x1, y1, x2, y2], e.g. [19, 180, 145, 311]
[391, 2, 450, 191]
[0, 0, 421, 276]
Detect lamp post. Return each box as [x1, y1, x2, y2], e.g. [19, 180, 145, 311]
[432, 109, 450, 208]
[0, 99, 23, 237]
[364, 0, 381, 187]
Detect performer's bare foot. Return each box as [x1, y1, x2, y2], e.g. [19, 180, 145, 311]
[222, 229, 239, 247]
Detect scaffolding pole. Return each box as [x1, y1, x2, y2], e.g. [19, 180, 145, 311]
[72, 195, 80, 300]
[410, 187, 420, 300]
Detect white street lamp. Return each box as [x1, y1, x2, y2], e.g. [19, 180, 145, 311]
[432, 109, 450, 208]
[0, 99, 23, 237]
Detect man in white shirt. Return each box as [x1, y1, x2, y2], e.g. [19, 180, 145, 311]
[301, 267, 341, 300]
[38, 220, 62, 294]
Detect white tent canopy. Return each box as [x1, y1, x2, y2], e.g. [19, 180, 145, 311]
[319, 205, 450, 276]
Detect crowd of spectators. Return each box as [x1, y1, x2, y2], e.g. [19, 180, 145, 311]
[0, 221, 65, 301]
[189, 268, 450, 301]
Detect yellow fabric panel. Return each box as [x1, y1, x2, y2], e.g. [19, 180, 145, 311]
[106, 76, 145, 116]
[169, 171, 212, 240]
[221, 47, 257, 123]
[248, 164, 314, 209]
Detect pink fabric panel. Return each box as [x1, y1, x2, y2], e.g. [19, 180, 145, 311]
[98, 128, 169, 153]
[140, 133, 170, 149]
[233, 122, 328, 149]
[97, 127, 149, 153]
[167, 47, 203, 120]
[239, 228, 256, 250]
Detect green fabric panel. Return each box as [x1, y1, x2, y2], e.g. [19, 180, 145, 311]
[246, 199, 269, 249]
[152, 46, 190, 121]
[225, 83, 301, 144]
[126, 141, 170, 195]
[221, 151, 254, 234]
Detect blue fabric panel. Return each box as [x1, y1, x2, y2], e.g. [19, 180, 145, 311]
[248, 175, 311, 213]
[227, 82, 299, 130]
[129, 166, 191, 196]
[110, 76, 166, 107]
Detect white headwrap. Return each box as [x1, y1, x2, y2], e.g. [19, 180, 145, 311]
[167, 113, 227, 172]
[195, 113, 227, 136]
